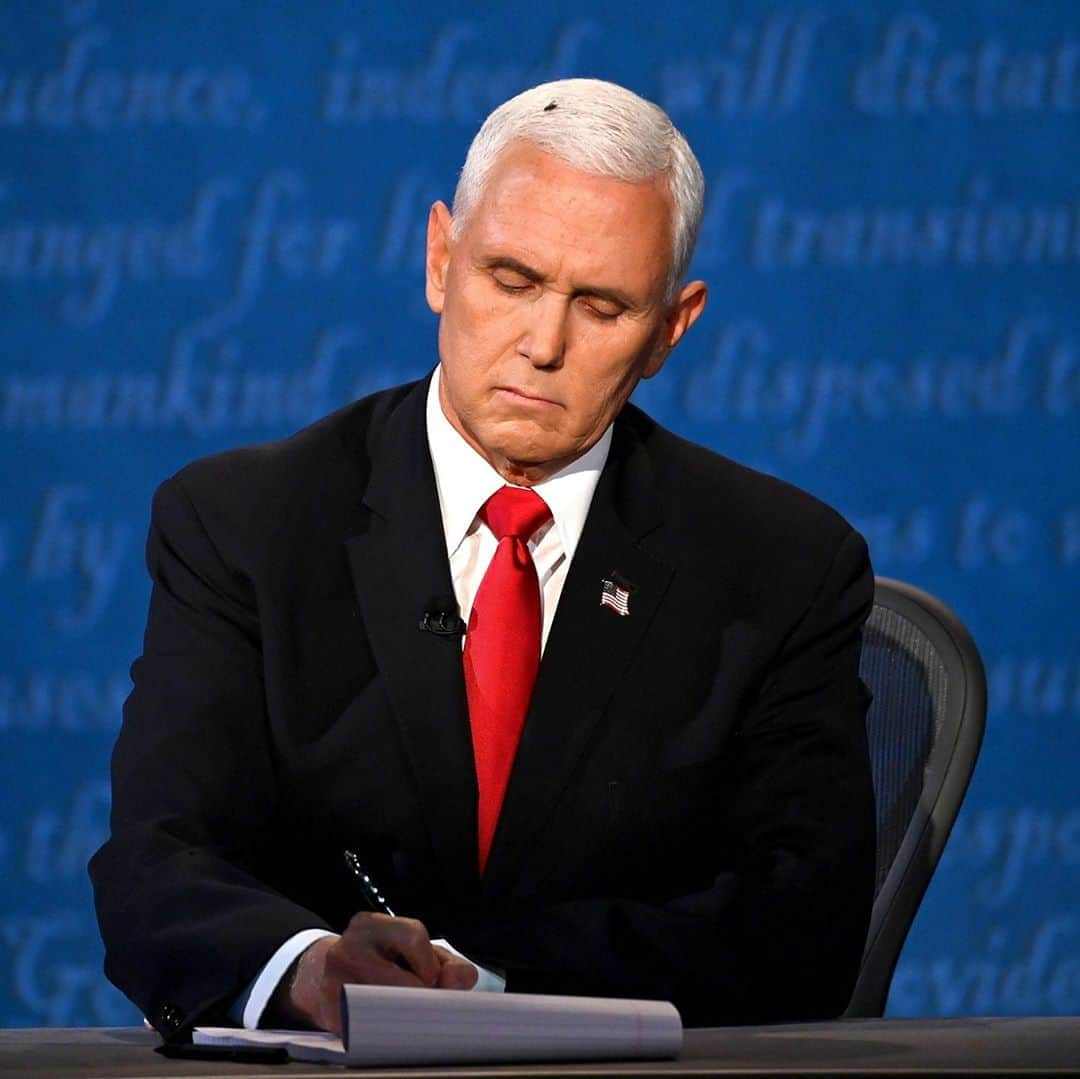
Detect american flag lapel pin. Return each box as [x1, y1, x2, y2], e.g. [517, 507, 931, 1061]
[600, 572, 635, 617]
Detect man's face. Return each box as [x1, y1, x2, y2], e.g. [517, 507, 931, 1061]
[425, 141, 707, 485]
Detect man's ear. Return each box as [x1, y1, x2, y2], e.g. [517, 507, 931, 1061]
[425, 201, 454, 315]
[643, 279, 708, 379]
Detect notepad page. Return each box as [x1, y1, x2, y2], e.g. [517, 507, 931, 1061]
[193, 1026, 346, 1062]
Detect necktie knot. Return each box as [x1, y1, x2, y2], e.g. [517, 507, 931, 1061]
[479, 487, 552, 543]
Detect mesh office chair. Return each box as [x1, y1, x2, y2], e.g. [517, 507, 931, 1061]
[844, 577, 987, 1017]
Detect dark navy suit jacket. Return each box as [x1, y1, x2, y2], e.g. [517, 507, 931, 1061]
[90, 374, 876, 1038]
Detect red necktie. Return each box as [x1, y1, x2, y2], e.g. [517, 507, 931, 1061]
[463, 486, 552, 874]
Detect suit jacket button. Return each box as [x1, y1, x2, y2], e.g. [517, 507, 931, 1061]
[157, 1003, 182, 1032]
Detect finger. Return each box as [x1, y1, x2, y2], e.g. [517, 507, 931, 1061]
[373, 918, 442, 986]
[326, 935, 429, 990]
[433, 947, 479, 990]
[341, 912, 441, 986]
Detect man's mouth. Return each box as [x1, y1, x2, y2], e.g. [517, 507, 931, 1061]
[496, 386, 560, 407]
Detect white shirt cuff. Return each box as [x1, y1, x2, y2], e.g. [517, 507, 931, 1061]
[229, 927, 506, 1028]
[231, 928, 339, 1029]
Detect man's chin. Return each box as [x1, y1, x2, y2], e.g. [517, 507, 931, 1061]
[489, 441, 592, 484]
[483, 425, 564, 466]
[468, 417, 595, 480]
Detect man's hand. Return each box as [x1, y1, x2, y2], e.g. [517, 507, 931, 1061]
[277, 913, 478, 1033]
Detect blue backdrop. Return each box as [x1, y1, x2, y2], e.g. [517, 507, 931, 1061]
[1, 0, 1077, 1026]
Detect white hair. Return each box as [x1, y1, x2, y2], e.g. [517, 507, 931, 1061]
[451, 78, 705, 301]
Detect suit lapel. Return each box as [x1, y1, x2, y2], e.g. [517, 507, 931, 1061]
[483, 417, 675, 893]
[343, 379, 480, 905]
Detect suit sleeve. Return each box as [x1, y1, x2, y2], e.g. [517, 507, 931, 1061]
[88, 476, 331, 1040]
[452, 528, 876, 1026]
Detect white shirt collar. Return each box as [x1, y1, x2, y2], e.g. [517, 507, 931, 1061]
[425, 366, 612, 560]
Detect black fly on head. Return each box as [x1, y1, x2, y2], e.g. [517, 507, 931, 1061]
[544, 101, 557, 111]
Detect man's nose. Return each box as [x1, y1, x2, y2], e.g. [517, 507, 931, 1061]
[518, 293, 567, 368]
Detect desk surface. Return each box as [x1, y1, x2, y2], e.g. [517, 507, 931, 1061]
[0, 1018, 1078, 1078]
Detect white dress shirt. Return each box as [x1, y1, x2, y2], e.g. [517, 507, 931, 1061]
[426, 365, 612, 651]
[231, 367, 611, 1028]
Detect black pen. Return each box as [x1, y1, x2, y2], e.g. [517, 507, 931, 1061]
[343, 849, 396, 916]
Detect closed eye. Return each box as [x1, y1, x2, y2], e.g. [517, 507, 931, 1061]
[491, 269, 536, 293]
[494, 278, 532, 294]
[579, 296, 624, 320]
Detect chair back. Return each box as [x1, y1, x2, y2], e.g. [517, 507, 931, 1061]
[845, 577, 986, 1017]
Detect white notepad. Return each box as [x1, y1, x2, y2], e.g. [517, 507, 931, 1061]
[194, 983, 683, 1067]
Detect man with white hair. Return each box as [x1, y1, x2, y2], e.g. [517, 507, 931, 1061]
[91, 78, 875, 1037]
